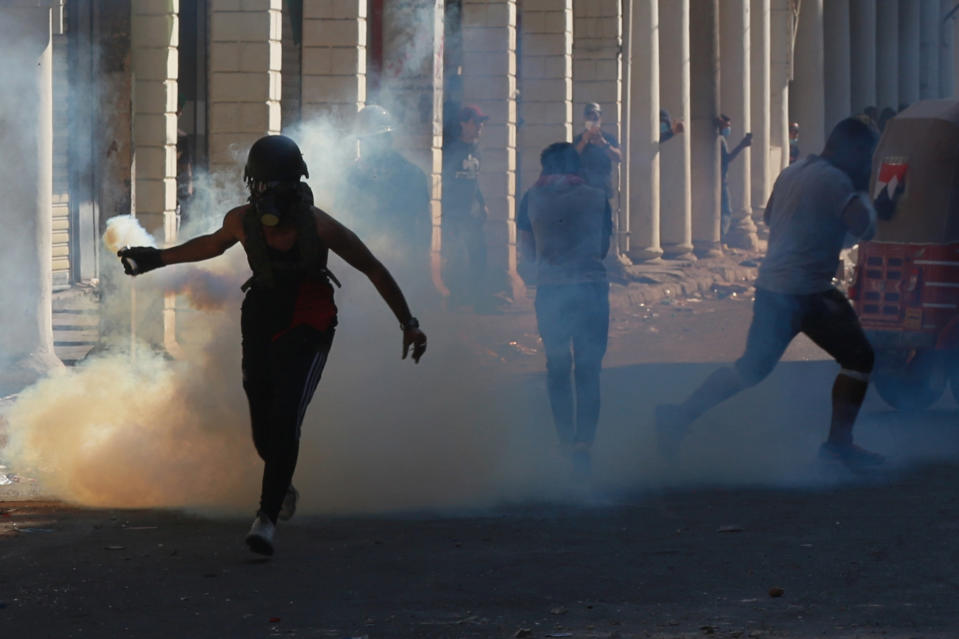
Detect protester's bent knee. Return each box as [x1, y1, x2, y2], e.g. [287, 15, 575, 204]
[839, 343, 874, 376]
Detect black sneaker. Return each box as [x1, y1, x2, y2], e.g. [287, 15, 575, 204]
[654, 404, 689, 459]
[278, 485, 299, 522]
[818, 441, 886, 470]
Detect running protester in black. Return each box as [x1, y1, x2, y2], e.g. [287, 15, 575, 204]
[655, 118, 902, 471]
[118, 135, 427, 556]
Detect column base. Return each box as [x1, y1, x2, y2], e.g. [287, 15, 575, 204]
[725, 213, 760, 250]
[627, 246, 665, 263]
[693, 241, 723, 258]
[661, 242, 697, 261]
[751, 205, 770, 239]
[0, 350, 64, 396]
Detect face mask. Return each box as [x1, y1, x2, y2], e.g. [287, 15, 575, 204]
[252, 182, 312, 226]
[721, 127, 731, 138]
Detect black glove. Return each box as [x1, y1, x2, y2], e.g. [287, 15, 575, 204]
[117, 246, 163, 276]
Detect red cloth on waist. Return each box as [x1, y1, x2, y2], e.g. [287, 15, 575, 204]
[272, 278, 337, 340]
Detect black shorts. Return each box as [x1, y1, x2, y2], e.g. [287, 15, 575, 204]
[735, 287, 874, 385]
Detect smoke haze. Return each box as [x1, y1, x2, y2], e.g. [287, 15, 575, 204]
[4, 6, 959, 521]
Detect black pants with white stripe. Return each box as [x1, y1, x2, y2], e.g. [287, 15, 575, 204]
[241, 323, 334, 523]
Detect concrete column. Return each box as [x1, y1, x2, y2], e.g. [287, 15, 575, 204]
[461, 0, 519, 294]
[0, 1, 63, 394]
[899, 0, 921, 107]
[954, 8, 959, 96]
[823, 0, 851, 131]
[690, 0, 721, 257]
[209, 1, 282, 182]
[131, 1, 179, 243]
[770, 0, 793, 172]
[940, 0, 954, 97]
[379, 1, 444, 231]
[625, 0, 662, 261]
[920, 0, 940, 99]
[659, 0, 693, 258]
[850, 0, 877, 113]
[750, 0, 772, 217]
[876, 0, 899, 110]
[380, 1, 443, 164]
[572, 0, 624, 250]
[791, 0, 825, 155]
[518, 0, 572, 196]
[301, 0, 367, 124]
[720, 0, 758, 250]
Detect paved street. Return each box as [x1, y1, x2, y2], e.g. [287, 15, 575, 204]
[3, 296, 959, 638]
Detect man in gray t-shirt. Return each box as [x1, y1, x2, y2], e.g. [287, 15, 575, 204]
[656, 118, 902, 470]
[756, 155, 865, 295]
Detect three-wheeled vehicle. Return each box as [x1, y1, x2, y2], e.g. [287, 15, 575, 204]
[848, 100, 959, 410]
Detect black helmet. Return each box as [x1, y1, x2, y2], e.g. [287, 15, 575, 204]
[243, 135, 309, 187]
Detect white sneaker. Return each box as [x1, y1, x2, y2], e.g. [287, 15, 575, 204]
[278, 485, 299, 522]
[245, 512, 275, 556]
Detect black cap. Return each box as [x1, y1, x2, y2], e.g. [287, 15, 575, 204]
[584, 102, 602, 117]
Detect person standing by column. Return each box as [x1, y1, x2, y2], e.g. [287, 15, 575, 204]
[517, 142, 612, 476]
[573, 103, 623, 198]
[344, 105, 432, 285]
[442, 105, 489, 310]
[655, 118, 904, 471]
[717, 113, 752, 239]
[789, 122, 801, 164]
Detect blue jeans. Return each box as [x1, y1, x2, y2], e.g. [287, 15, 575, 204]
[535, 282, 610, 446]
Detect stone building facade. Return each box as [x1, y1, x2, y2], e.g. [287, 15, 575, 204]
[6, 0, 959, 386]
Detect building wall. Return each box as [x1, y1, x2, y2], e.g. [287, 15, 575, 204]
[131, 0, 179, 241]
[208, 0, 282, 181]
[301, 0, 367, 125]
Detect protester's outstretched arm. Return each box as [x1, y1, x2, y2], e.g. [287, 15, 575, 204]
[316, 208, 427, 362]
[840, 193, 878, 243]
[118, 208, 241, 275]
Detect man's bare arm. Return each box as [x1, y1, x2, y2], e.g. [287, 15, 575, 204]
[161, 209, 242, 265]
[316, 209, 426, 361]
[840, 193, 877, 242]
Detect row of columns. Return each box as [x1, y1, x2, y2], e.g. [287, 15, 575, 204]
[13, 0, 959, 395]
[810, 0, 959, 152]
[624, 0, 781, 260]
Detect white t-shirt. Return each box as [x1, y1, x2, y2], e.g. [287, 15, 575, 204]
[756, 155, 868, 295]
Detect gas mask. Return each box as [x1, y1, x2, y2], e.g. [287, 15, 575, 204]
[251, 181, 314, 227]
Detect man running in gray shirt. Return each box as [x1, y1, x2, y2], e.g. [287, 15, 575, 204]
[655, 118, 901, 470]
